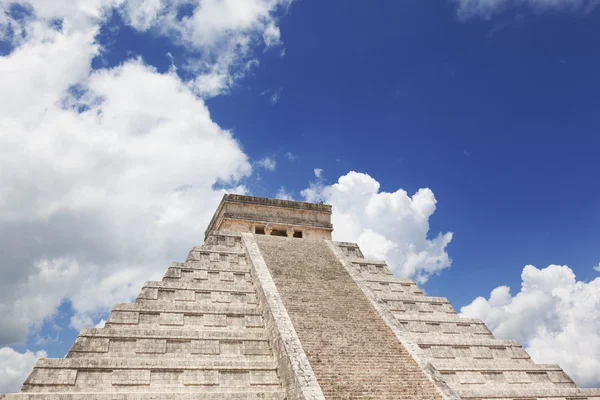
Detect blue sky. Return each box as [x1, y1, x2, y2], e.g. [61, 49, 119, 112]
[1, 0, 599, 391]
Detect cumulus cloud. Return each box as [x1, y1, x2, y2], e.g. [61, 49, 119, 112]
[0, 0, 285, 347]
[453, 0, 600, 19]
[593, 262, 600, 272]
[275, 186, 293, 200]
[313, 168, 323, 178]
[257, 156, 276, 171]
[460, 264, 600, 387]
[119, 0, 292, 96]
[302, 171, 453, 282]
[0, 347, 46, 393]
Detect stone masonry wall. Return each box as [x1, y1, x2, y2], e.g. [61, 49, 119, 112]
[255, 235, 444, 400]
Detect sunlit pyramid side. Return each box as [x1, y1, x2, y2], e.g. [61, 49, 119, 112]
[4, 194, 600, 400]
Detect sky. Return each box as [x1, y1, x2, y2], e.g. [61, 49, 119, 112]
[0, 0, 600, 392]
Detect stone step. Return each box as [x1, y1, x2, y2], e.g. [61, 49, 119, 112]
[347, 258, 387, 266]
[380, 294, 450, 303]
[387, 300, 456, 313]
[1, 392, 284, 400]
[439, 366, 577, 388]
[133, 290, 258, 306]
[176, 261, 251, 273]
[367, 281, 424, 295]
[415, 335, 520, 347]
[76, 328, 267, 341]
[135, 292, 257, 305]
[20, 388, 278, 394]
[333, 241, 365, 258]
[434, 361, 561, 372]
[112, 302, 260, 315]
[458, 387, 600, 399]
[67, 353, 275, 361]
[188, 247, 246, 257]
[105, 312, 264, 330]
[67, 337, 272, 358]
[392, 313, 483, 324]
[34, 358, 277, 370]
[141, 280, 254, 293]
[391, 311, 462, 321]
[399, 320, 492, 336]
[162, 269, 251, 284]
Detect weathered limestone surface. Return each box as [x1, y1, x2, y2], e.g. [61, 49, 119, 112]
[242, 233, 325, 400]
[330, 241, 600, 400]
[2, 232, 286, 399]
[205, 195, 333, 240]
[4, 194, 600, 400]
[255, 235, 444, 400]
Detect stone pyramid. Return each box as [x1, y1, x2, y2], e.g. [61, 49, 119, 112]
[3, 194, 599, 400]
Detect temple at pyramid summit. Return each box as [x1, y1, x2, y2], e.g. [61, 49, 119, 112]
[4, 194, 600, 400]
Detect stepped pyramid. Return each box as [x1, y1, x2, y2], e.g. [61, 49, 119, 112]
[4, 194, 600, 400]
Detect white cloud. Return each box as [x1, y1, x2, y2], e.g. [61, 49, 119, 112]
[460, 264, 600, 387]
[453, 0, 600, 19]
[301, 171, 453, 283]
[593, 262, 600, 272]
[276, 186, 293, 200]
[257, 156, 276, 171]
[118, 0, 292, 96]
[0, 347, 47, 393]
[0, 1, 261, 346]
[314, 168, 323, 178]
[285, 151, 297, 161]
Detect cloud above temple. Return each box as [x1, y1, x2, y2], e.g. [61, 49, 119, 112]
[0, 0, 288, 349]
[301, 171, 453, 283]
[461, 264, 600, 387]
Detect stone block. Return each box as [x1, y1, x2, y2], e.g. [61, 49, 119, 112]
[194, 270, 208, 280]
[220, 271, 234, 282]
[70, 337, 109, 353]
[505, 371, 531, 384]
[74, 371, 112, 388]
[25, 369, 78, 385]
[182, 370, 219, 386]
[220, 341, 243, 355]
[174, 290, 195, 302]
[138, 287, 158, 300]
[151, 371, 182, 387]
[211, 291, 231, 303]
[135, 339, 167, 354]
[245, 315, 263, 328]
[457, 371, 486, 384]
[107, 311, 139, 325]
[548, 371, 574, 384]
[164, 268, 181, 279]
[249, 370, 279, 385]
[138, 313, 159, 325]
[111, 370, 151, 386]
[159, 313, 184, 326]
[219, 371, 247, 387]
[109, 339, 136, 353]
[244, 340, 271, 355]
[204, 314, 227, 327]
[471, 346, 493, 359]
[190, 340, 220, 355]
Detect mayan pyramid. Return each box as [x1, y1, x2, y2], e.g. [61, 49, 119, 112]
[3, 194, 599, 400]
